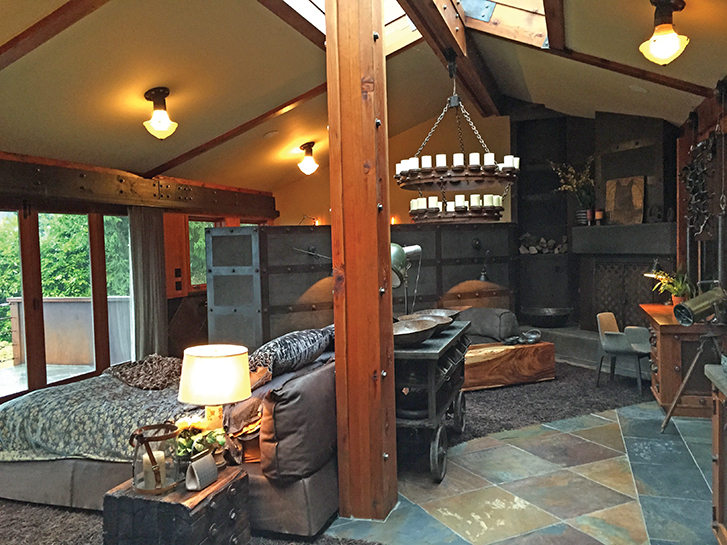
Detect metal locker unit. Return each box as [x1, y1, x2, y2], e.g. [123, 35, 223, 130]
[206, 226, 263, 350]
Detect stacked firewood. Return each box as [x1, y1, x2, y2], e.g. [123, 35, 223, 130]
[518, 233, 568, 255]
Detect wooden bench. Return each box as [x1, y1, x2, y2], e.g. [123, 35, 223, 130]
[463, 342, 556, 391]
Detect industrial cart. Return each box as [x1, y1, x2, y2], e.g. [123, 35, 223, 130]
[394, 320, 470, 482]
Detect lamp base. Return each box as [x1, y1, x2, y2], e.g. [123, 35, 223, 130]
[205, 405, 223, 430]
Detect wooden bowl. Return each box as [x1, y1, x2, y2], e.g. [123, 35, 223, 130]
[393, 318, 438, 347]
[397, 314, 452, 335]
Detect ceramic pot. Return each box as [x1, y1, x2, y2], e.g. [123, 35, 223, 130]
[672, 295, 686, 306]
[575, 209, 589, 225]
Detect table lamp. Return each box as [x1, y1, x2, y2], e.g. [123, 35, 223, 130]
[178, 344, 252, 430]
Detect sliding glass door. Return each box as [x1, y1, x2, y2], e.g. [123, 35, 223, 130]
[0, 212, 25, 397]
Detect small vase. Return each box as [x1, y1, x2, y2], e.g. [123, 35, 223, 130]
[575, 209, 589, 226]
[672, 295, 686, 306]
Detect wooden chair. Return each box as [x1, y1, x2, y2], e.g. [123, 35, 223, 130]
[596, 312, 650, 394]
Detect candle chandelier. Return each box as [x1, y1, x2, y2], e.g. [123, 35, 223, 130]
[395, 61, 519, 224]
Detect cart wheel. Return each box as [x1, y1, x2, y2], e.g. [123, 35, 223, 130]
[429, 424, 448, 483]
[453, 391, 466, 434]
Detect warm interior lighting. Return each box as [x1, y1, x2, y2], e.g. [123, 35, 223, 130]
[639, 1, 689, 66]
[298, 142, 319, 175]
[391, 216, 398, 225]
[640, 24, 689, 65]
[143, 87, 178, 139]
[178, 344, 251, 429]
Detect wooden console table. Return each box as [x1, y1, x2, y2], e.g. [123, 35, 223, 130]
[705, 365, 727, 544]
[641, 303, 716, 418]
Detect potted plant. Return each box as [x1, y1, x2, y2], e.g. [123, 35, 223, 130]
[652, 271, 694, 305]
[550, 156, 595, 225]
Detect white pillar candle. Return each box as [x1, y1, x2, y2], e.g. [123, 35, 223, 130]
[504, 155, 514, 167]
[428, 196, 438, 208]
[470, 194, 481, 207]
[484, 153, 496, 166]
[468, 152, 480, 166]
[395, 162, 403, 175]
[446, 201, 455, 212]
[143, 451, 166, 489]
[453, 153, 465, 167]
[513, 157, 520, 169]
[455, 194, 466, 207]
[436, 154, 447, 167]
[410, 199, 416, 211]
[421, 155, 432, 168]
[409, 157, 420, 169]
[482, 194, 494, 207]
[417, 197, 427, 210]
[494, 195, 503, 207]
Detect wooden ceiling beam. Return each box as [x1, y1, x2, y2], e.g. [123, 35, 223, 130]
[542, 0, 566, 50]
[257, 0, 326, 50]
[466, 22, 713, 98]
[143, 82, 327, 178]
[0, 0, 112, 71]
[397, 0, 501, 117]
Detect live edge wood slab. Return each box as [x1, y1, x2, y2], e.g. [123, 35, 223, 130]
[463, 342, 556, 390]
[104, 466, 250, 545]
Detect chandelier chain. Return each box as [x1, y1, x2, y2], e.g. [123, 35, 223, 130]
[456, 109, 465, 155]
[461, 103, 491, 154]
[415, 103, 449, 158]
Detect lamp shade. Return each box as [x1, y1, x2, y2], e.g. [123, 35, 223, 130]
[178, 344, 251, 406]
[390, 243, 422, 289]
[639, 24, 689, 65]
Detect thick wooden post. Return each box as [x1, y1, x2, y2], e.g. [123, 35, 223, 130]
[326, 0, 398, 519]
[88, 213, 111, 372]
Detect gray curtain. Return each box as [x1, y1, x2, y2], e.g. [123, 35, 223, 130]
[129, 206, 168, 357]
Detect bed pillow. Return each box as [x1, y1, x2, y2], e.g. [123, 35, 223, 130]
[249, 328, 333, 376]
[103, 354, 182, 390]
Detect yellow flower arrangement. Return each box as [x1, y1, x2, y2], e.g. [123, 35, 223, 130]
[550, 155, 595, 209]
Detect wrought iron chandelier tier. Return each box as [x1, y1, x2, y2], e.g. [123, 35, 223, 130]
[394, 62, 518, 224]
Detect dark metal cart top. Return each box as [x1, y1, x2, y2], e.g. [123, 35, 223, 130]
[393, 321, 471, 360]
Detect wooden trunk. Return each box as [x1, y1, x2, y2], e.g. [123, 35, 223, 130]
[103, 467, 250, 545]
[463, 342, 556, 391]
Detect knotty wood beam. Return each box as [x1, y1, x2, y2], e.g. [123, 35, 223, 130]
[542, 0, 565, 50]
[326, 0, 398, 519]
[465, 4, 547, 48]
[257, 0, 326, 50]
[0, 0, 111, 71]
[88, 213, 111, 373]
[18, 207, 46, 391]
[398, 0, 501, 117]
[143, 82, 327, 178]
[466, 21, 713, 98]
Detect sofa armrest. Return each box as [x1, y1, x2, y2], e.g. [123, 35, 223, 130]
[259, 359, 336, 482]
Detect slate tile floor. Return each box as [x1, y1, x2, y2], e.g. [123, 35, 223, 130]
[326, 402, 716, 545]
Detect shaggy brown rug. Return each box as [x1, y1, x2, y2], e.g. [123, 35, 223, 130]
[0, 361, 650, 545]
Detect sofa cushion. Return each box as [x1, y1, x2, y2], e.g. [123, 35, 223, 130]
[459, 307, 519, 341]
[260, 360, 336, 482]
[249, 328, 333, 376]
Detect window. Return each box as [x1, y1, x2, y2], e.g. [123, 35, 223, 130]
[104, 215, 133, 365]
[188, 219, 215, 287]
[0, 212, 24, 397]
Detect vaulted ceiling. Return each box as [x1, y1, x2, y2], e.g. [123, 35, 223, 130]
[0, 0, 722, 194]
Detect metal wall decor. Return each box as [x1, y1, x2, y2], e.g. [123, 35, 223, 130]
[680, 133, 715, 237]
[395, 61, 518, 224]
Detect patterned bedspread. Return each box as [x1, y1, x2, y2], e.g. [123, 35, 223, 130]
[0, 374, 202, 463]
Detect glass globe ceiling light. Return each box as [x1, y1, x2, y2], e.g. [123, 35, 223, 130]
[298, 142, 319, 175]
[143, 87, 178, 139]
[639, 0, 689, 66]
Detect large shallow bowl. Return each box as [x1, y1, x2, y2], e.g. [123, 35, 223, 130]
[413, 308, 461, 322]
[393, 318, 438, 347]
[520, 307, 572, 328]
[397, 314, 453, 336]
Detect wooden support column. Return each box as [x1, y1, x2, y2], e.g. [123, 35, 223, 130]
[18, 207, 46, 390]
[89, 213, 110, 372]
[326, 0, 398, 519]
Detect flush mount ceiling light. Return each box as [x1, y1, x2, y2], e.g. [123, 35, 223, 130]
[143, 87, 178, 139]
[639, 0, 689, 66]
[298, 142, 319, 175]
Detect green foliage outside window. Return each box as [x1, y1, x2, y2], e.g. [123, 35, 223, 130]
[189, 221, 213, 286]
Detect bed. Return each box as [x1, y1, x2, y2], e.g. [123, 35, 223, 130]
[0, 360, 203, 510]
